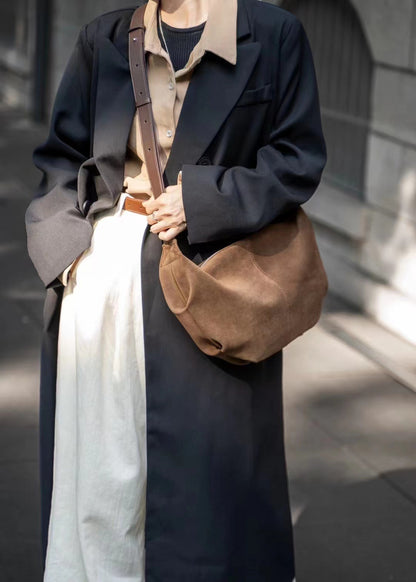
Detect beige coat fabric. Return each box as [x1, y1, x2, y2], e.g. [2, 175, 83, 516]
[60, 0, 237, 285]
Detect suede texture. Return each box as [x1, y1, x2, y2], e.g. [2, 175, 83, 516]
[159, 206, 328, 364]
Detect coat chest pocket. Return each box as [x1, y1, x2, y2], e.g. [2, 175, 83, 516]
[234, 83, 273, 107]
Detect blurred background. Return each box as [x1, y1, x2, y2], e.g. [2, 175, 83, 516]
[1, 0, 415, 580]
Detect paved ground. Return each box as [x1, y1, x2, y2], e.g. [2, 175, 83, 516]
[1, 105, 416, 581]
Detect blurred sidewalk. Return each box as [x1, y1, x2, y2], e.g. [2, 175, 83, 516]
[285, 296, 416, 581]
[1, 105, 415, 581]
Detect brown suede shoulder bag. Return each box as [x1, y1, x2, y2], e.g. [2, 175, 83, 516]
[128, 6, 328, 365]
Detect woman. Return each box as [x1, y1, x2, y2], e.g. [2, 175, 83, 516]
[25, 0, 326, 580]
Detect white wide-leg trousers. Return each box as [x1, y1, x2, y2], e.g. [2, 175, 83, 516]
[44, 193, 149, 582]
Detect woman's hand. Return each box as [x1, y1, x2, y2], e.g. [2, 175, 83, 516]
[142, 172, 187, 242]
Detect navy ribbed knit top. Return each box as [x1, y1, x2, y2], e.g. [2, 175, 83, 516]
[157, 16, 207, 72]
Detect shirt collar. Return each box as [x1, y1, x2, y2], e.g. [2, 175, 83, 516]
[144, 0, 237, 68]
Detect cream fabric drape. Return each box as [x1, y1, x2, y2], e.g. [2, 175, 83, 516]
[44, 194, 148, 581]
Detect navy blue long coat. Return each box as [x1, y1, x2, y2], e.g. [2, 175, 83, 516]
[25, 0, 327, 579]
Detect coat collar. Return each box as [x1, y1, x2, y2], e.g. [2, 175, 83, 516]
[92, 0, 258, 207]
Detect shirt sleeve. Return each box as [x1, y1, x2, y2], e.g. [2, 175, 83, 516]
[180, 16, 327, 245]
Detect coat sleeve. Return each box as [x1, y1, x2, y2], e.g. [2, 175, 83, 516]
[25, 25, 94, 289]
[181, 16, 327, 245]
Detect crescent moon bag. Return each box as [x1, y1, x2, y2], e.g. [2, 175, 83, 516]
[128, 5, 328, 365]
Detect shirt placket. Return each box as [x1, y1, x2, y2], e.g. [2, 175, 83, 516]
[148, 46, 204, 179]
[145, 10, 207, 181]
[144, 47, 175, 174]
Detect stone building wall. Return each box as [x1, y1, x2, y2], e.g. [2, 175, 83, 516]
[49, 1, 134, 108]
[274, 0, 416, 345]
[0, 1, 37, 111]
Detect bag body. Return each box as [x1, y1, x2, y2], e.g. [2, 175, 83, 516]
[160, 206, 328, 364]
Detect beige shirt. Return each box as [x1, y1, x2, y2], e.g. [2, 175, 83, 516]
[60, 0, 237, 285]
[123, 0, 237, 194]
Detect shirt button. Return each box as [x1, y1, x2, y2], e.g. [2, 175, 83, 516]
[168, 81, 174, 90]
[166, 129, 173, 137]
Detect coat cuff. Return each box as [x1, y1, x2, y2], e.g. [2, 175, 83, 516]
[181, 163, 232, 245]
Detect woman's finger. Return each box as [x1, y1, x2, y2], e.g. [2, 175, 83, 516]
[150, 220, 170, 233]
[150, 216, 186, 233]
[158, 223, 187, 242]
[143, 194, 167, 214]
[146, 213, 159, 226]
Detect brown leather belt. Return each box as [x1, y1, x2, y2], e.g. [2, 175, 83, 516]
[123, 196, 148, 216]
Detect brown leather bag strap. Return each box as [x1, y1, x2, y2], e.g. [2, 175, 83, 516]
[128, 4, 165, 199]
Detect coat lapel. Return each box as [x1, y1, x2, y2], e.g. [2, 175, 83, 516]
[164, 0, 258, 184]
[93, 35, 136, 202]
[93, 0, 258, 200]
[163, 40, 261, 185]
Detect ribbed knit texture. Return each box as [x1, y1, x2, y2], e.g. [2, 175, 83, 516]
[157, 17, 206, 72]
